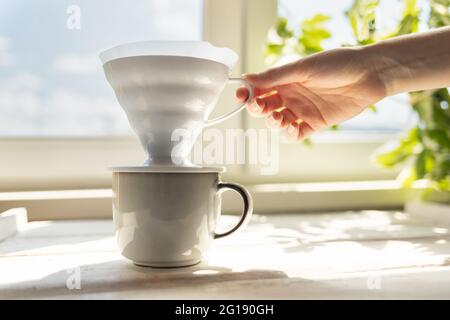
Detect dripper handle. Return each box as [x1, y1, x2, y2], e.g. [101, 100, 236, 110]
[204, 77, 253, 127]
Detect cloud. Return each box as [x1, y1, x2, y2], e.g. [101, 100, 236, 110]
[0, 71, 42, 91]
[0, 91, 41, 115]
[0, 71, 43, 135]
[0, 87, 129, 136]
[46, 89, 115, 116]
[0, 70, 129, 135]
[0, 35, 11, 50]
[152, 13, 199, 39]
[53, 54, 101, 75]
[0, 89, 42, 135]
[0, 35, 14, 67]
[41, 89, 129, 135]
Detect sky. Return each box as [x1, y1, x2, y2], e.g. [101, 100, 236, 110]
[0, 0, 428, 136]
[0, 0, 203, 136]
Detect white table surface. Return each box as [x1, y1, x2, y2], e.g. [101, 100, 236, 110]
[1, 210, 449, 299]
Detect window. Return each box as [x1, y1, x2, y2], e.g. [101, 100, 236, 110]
[0, 0, 418, 218]
[0, 0, 411, 195]
[0, 0, 203, 136]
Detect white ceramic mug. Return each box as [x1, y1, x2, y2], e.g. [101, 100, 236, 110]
[112, 166, 253, 267]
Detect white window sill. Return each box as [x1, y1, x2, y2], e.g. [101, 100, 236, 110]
[0, 180, 428, 221]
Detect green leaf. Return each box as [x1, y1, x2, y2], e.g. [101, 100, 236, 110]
[375, 127, 420, 168]
[426, 129, 450, 150]
[429, 0, 450, 28]
[299, 13, 331, 54]
[415, 149, 434, 179]
[396, 14, 420, 35]
[376, 148, 411, 168]
[330, 124, 340, 131]
[302, 138, 313, 147]
[385, 0, 420, 37]
[265, 43, 284, 57]
[432, 154, 450, 181]
[437, 178, 450, 192]
[416, 151, 427, 178]
[306, 13, 331, 25]
[402, 166, 418, 188]
[368, 105, 377, 112]
[347, 0, 379, 44]
[276, 17, 294, 39]
[432, 101, 450, 129]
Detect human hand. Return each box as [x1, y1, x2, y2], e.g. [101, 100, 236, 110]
[236, 47, 388, 141]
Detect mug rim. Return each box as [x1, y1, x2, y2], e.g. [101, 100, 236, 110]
[110, 166, 225, 173]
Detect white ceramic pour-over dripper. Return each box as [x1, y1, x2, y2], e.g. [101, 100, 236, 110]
[100, 41, 253, 166]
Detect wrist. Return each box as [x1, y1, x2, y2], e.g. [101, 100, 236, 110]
[361, 41, 402, 97]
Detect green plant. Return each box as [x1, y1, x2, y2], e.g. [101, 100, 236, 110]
[265, 0, 450, 193]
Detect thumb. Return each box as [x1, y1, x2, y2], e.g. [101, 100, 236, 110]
[244, 60, 300, 89]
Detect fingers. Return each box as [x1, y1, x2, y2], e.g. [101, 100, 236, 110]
[236, 79, 320, 141]
[244, 60, 301, 89]
[267, 109, 316, 142]
[236, 86, 277, 102]
[246, 92, 283, 117]
[283, 121, 315, 141]
[236, 86, 277, 118]
[247, 86, 317, 141]
[277, 83, 327, 128]
[236, 61, 301, 112]
[235, 87, 249, 101]
[266, 108, 297, 129]
[257, 93, 283, 114]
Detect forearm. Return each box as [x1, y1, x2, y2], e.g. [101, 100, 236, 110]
[365, 26, 450, 96]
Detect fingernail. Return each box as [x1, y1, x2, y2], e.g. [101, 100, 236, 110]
[283, 125, 299, 142]
[249, 102, 261, 113]
[287, 124, 297, 135]
[267, 116, 281, 128]
[255, 98, 265, 110]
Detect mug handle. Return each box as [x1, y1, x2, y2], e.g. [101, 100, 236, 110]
[204, 77, 254, 127]
[214, 182, 253, 239]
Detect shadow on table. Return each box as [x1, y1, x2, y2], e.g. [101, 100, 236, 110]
[256, 210, 449, 254]
[0, 258, 291, 299]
